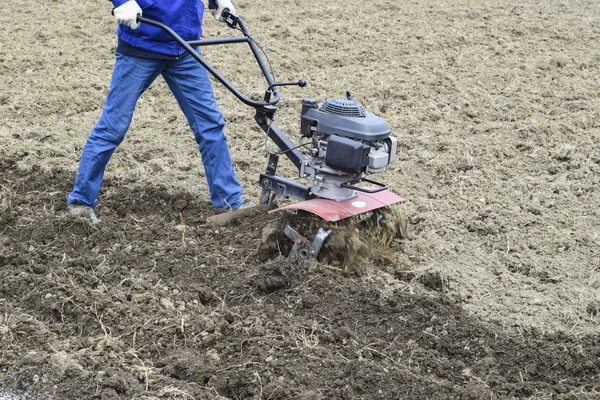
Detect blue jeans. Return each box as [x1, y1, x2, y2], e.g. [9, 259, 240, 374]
[68, 52, 244, 210]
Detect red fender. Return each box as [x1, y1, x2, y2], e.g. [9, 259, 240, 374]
[272, 190, 404, 222]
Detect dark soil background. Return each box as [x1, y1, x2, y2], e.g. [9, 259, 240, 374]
[1, 0, 599, 399]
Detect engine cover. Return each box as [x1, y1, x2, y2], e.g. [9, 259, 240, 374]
[300, 98, 391, 141]
[297, 96, 397, 202]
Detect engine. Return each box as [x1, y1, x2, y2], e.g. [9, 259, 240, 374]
[299, 96, 397, 202]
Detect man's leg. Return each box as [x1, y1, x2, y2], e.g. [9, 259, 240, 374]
[68, 54, 164, 208]
[161, 53, 244, 210]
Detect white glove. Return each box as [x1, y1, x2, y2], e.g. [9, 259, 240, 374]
[113, 0, 142, 29]
[210, 0, 236, 22]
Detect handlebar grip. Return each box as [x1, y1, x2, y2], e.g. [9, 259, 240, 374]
[208, 1, 229, 19]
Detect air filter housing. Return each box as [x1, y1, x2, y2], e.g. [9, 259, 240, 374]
[320, 98, 366, 117]
[300, 97, 390, 141]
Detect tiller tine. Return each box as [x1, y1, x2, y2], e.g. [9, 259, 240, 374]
[284, 225, 331, 264]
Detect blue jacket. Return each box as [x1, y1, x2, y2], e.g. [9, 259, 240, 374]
[111, 0, 210, 56]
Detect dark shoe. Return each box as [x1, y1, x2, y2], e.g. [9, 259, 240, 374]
[67, 204, 101, 224]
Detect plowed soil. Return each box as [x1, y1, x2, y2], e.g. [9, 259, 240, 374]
[1, 0, 599, 399]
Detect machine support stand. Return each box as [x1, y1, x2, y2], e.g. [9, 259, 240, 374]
[259, 153, 279, 206]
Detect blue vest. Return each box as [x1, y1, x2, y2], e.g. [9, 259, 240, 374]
[111, 0, 207, 56]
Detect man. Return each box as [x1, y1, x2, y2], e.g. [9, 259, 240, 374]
[67, 0, 252, 224]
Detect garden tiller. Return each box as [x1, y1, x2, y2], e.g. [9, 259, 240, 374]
[138, 10, 404, 264]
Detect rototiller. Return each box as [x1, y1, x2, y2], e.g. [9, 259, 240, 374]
[138, 10, 403, 263]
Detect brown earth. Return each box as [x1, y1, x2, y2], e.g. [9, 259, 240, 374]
[1, 0, 599, 399]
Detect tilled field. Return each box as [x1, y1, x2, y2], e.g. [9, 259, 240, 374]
[1, 0, 599, 399]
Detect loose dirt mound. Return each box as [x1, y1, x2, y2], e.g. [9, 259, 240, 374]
[1, 159, 599, 399]
[1, 0, 599, 398]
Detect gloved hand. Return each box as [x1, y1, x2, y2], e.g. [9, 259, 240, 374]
[113, 0, 142, 29]
[210, 0, 236, 22]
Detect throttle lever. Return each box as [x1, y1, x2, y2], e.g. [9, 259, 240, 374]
[268, 79, 307, 92]
[264, 80, 307, 102]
